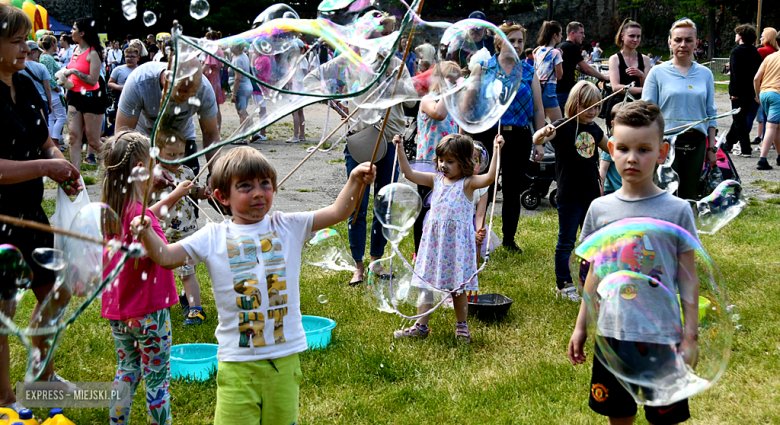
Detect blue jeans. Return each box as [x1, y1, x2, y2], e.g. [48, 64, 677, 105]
[344, 143, 399, 262]
[555, 201, 591, 288]
[556, 91, 570, 116]
[541, 83, 559, 108]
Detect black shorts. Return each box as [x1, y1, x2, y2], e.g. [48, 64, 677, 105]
[67, 88, 108, 115]
[589, 339, 690, 424]
[0, 208, 55, 299]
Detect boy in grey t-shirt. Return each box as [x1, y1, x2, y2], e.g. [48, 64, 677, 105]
[568, 101, 700, 425]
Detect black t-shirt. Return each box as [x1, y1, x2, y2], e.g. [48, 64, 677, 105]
[556, 40, 583, 94]
[550, 118, 604, 204]
[0, 72, 49, 215]
[475, 34, 495, 56]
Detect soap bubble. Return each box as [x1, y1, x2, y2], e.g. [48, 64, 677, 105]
[656, 136, 680, 194]
[304, 228, 356, 272]
[150, 146, 160, 158]
[364, 253, 451, 317]
[121, 0, 137, 20]
[575, 218, 732, 406]
[473, 141, 489, 175]
[143, 11, 157, 27]
[407, 160, 437, 174]
[0, 244, 33, 320]
[25, 203, 125, 381]
[317, 294, 328, 304]
[130, 165, 150, 182]
[252, 4, 299, 28]
[374, 183, 421, 241]
[691, 180, 746, 235]
[189, 0, 210, 20]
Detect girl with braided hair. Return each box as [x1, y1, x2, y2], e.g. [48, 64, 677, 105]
[100, 131, 184, 425]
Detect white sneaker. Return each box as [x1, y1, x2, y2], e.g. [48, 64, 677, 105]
[257, 134, 267, 141]
[49, 372, 81, 393]
[285, 136, 300, 143]
[731, 146, 742, 156]
[556, 285, 582, 302]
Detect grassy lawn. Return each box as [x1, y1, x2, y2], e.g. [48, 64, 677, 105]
[6, 196, 780, 424]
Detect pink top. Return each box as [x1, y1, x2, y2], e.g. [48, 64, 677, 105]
[204, 47, 226, 105]
[67, 46, 100, 92]
[101, 201, 177, 321]
[254, 55, 271, 83]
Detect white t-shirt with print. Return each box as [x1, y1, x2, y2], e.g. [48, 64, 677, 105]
[180, 211, 314, 362]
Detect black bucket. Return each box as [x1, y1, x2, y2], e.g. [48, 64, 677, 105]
[467, 293, 514, 320]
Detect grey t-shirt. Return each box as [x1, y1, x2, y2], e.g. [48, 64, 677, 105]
[118, 62, 218, 140]
[580, 191, 699, 345]
[110, 64, 136, 86]
[228, 53, 252, 93]
[23, 61, 51, 105]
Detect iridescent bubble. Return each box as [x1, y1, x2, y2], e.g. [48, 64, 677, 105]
[252, 4, 299, 28]
[473, 141, 489, 175]
[143, 11, 157, 27]
[364, 253, 450, 318]
[130, 165, 150, 182]
[575, 218, 732, 406]
[0, 244, 33, 301]
[31, 248, 66, 272]
[374, 183, 421, 240]
[121, 0, 138, 20]
[304, 228, 356, 272]
[691, 180, 746, 235]
[149, 146, 160, 158]
[189, 0, 210, 20]
[317, 294, 328, 304]
[656, 136, 680, 194]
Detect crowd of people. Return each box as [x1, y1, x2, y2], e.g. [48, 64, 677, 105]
[0, 3, 775, 424]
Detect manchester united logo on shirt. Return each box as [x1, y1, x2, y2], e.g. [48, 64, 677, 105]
[591, 383, 608, 402]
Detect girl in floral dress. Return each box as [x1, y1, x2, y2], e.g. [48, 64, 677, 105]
[391, 133, 504, 342]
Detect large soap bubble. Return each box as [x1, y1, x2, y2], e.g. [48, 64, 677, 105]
[374, 183, 421, 238]
[473, 141, 489, 175]
[25, 203, 125, 380]
[155, 3, 525, 158]
[691, 180, 746, 235]
[656, 136, 680, 195]
[364, 253, 451, 317]
[304, 228, 356, 272]
[0, 245, 33, 331]
[575, 218, 732, 406]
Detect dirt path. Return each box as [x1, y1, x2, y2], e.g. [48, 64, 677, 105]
[45, 91, 779, 229]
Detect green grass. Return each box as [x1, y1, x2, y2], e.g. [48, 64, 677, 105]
[7, 199, 780, 423]
[297, 188, 317, 192]
[328, 159, 346, 164]
[83, 176, 97, 186]
[41, 198, 56, 217]
[753, 179, 780, 194]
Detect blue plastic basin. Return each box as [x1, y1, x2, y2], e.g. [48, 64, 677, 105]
[302, 315, 337, 350]
[170, 343, 218, 381]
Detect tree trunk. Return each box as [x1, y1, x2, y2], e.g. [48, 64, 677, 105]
[548, 0, 554, 20]
[37, 0, 100, 29]
[708, 0, 716, 60]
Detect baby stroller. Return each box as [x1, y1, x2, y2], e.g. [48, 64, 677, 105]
[521, 142, 557, 210]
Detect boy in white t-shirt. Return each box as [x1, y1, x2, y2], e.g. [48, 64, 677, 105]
[131, 146, 375, 425]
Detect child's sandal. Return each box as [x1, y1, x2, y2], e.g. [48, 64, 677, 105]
[393, 323, 430, 339]
[455, 324, 471, 343]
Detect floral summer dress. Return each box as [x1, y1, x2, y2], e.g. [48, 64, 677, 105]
[412, 176, 477, 292]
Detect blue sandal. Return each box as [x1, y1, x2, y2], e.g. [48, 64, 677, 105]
[184, 307, 206, 325]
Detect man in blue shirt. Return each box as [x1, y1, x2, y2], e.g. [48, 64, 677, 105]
[23, 41, 52, 124]
[396, 37, 416, 77]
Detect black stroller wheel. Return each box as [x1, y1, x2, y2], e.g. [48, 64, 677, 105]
[549, 189, 557, 208]
[521, 190, 541, 210]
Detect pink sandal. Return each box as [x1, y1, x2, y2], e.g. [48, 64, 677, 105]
[393, 323, 430, 339]
[455, 323, 471, 343]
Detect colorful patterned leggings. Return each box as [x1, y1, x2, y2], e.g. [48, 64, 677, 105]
[109, 308, 172, 425]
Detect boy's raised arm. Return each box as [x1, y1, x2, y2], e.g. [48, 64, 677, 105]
[312, 162, 377, 232]
[130, 216, 190, 270]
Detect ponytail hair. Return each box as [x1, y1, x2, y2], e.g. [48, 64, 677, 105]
[615, 18, 642, 47]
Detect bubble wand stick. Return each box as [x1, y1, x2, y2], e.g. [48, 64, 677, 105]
[351, 0, 426, 225]
[552, 82, 635, 130]
[137, 23, 177, 267]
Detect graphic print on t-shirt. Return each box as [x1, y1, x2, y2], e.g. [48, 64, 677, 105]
[226, 231, 289, 348]
[595, 230, 665, 288]
[575, 131, 596, 158]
